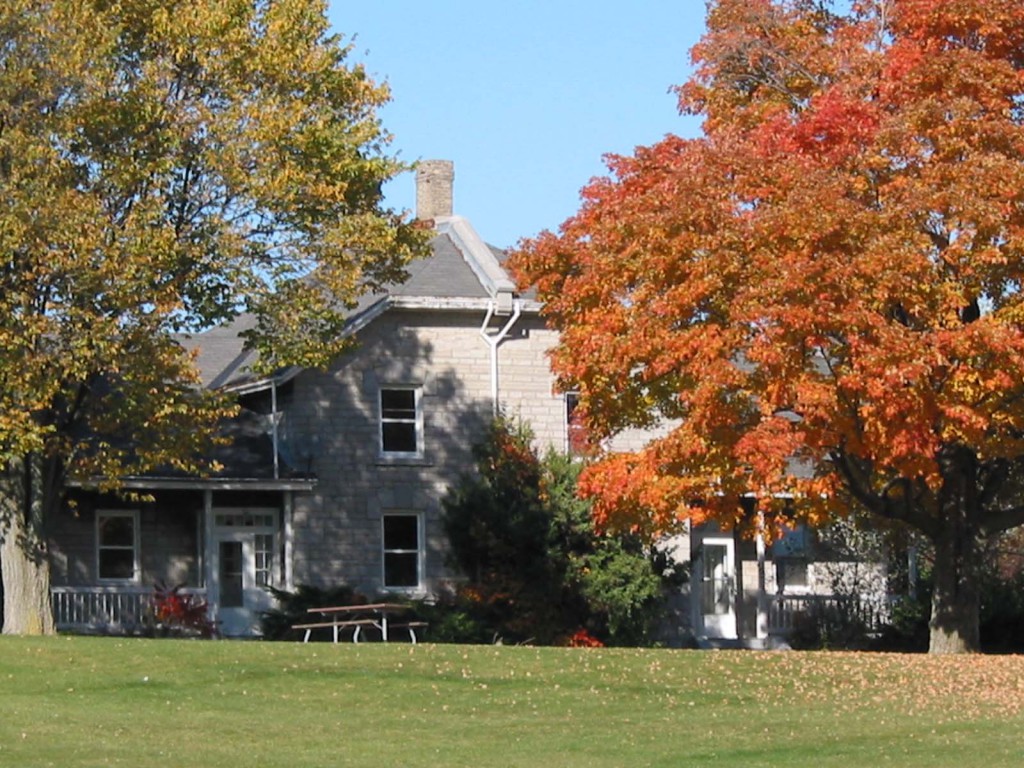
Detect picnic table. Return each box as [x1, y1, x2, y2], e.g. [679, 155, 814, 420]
[292, 602, 427, 644]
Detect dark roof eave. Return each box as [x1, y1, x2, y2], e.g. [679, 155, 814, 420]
[218, 295, 543, 395]
[68, 476, 317, 492]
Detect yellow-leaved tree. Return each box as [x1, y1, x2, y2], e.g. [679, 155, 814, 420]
[0, 0, 427, 633]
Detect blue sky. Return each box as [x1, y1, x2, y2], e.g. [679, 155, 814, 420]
[328, 2, 707, 249]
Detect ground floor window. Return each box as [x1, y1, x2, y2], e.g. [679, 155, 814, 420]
[96, 510, 139, 582]
[382, 514, 421, 589]
[776, 558, 809, 591]
[565, 391, 589, 456]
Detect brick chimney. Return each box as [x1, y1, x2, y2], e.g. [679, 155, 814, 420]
[416, 159, 454, 221]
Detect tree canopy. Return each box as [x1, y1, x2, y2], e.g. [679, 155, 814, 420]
[0, 0, 426, 633]
[511, 0, 1024, 653]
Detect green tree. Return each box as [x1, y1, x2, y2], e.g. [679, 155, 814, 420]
[544, 451, 666, 646]
[442, 418, 562, 643]
[0, 0, 427, 634]
[442, 417, 666, 646]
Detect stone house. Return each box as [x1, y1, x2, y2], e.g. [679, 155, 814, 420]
[45, 161, 884, 643]
[48, 161, 577, 636]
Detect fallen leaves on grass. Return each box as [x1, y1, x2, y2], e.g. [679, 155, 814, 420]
[732, 652, 1024, 722]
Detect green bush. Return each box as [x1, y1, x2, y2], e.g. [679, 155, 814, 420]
[545, 450, 671, 645]
[980, 570, 1024, 653]
[874, 595, 930, 652]
[440, 416, 669, 646]
[407, 594, 491, 645]
[785, 600, 874, 651]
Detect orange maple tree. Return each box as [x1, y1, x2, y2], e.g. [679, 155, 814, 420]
[511, 0, 1024, 654]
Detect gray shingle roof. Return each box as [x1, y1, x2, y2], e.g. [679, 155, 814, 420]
[392, 233, 493, 299]
[180, 221, 512, 390]
[178, 314, 259, 390]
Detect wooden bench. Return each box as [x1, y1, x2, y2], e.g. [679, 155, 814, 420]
[387, 621, 429, 644]
[292, 619, 379, 643]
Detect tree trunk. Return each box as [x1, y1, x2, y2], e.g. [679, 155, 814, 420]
[0, 456, 56, 635]
[928, 528, 983, 654]
[921, 445, 990, 654]
[1, 521, 54, 635]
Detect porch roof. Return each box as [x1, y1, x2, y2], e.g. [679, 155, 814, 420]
[69, 476, 316, 492]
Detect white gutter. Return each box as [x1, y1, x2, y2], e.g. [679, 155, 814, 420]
[436, 216, 518, 298]
[479, 299, 522, 414]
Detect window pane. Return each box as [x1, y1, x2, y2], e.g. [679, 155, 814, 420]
[382, 422, 417, 453]
[778, 560, 808, 589]
[99, 550, 135, 580]
[381, 388, 420, 454]
[99, 516, 134, 547]
[383, 515, 419, 588]
[219, 541, 244, 608]
[384, 552, 418, 588]
[254, 534, 273, 588]
[381, 389, 416, 418]
[701, 545, 731, 615]
[384, 516, 418, 550]
[566, 392, 589, 456]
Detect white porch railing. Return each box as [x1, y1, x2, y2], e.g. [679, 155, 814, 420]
[768, 593, 886, 636]
[51, 586, 206, 633]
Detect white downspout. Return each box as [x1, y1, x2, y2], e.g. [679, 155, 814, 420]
[479, 299, 522, 414]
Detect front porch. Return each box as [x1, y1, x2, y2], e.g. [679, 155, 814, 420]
[51, 585, 207, 634]
[49, 479, 314, 637]
[691, 523, 890, 648]
[768, 592, 887, 637]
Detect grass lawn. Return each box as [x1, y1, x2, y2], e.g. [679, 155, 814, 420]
[0, 637, 1022, 767]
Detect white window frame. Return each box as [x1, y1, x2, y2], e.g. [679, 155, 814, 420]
[381, 512, 423, 592]
[95, 509, 140, 583]
[253, 532, 275, 589]
[379, 386, 423, 458]
[565, 391, 584, 455]
[776, 558, 810, 593]
[212, 508, 279, 591]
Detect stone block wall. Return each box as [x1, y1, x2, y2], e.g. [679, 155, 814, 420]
[49, 491, 200, 587]
[285, 306, 569, 598]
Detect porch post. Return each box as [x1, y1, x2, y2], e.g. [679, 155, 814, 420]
[691, 536, 702, 636]
[203, 489, 214, 599]
[195, 501, 204, 587]
[283, 491, 294, 591]
[755, 510, 768, 641]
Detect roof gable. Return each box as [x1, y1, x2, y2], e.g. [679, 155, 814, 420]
[392, 230, 492, 299]
[181, 217, 523, 391]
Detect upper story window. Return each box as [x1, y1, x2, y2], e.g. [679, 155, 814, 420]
[380, 387, 422, 456]
[96, 510, 139, 582]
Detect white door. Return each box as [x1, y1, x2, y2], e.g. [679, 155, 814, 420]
[699, 537, 737, 639]
[210, 530, 276, 636]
